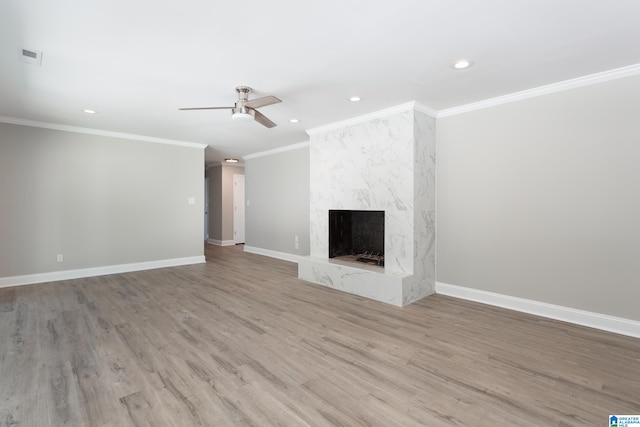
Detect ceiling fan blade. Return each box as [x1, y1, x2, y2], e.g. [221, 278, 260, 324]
[178, 106, 233, 110]
[253, 109, 277, 128]
[244, 95, 282, 109]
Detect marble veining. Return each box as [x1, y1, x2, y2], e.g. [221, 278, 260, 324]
[300, 105, 436, 306]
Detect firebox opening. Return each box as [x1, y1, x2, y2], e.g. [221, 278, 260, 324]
[329, 210, 385, 267]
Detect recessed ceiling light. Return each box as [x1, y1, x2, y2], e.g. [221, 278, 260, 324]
[224, 158, 239, 163]
[83, 109, 97, 114]
[452, 59, 473, 70]
[289, 118, 300, 123]
[349, 96, 361, 102]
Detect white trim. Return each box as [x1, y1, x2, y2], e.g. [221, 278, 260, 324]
[438, 63, 640, 118]
[0, 116, 208, 149]
[244, 141, 310, 160]
[243, 246, 303, 264]
[306, 101, 437, 136]
[436, 282, 640, 339]
[207, 239, 236, 246]
[413, 102, 439, 118]
[207, 162, 245, 168]
[0, 256, 206, 289]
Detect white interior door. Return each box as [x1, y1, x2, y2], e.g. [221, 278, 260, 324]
[233, 174, 245, 244]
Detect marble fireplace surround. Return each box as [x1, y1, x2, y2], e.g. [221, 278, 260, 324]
[298, 102, 436, 306]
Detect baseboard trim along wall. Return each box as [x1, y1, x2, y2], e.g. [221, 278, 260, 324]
[0, 256, 206, 289]
[243, 246, 304, 264]
[436, 282, 640, 339]
[207, 239, 236, 246]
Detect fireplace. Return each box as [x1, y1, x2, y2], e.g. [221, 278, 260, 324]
[298, 103, 436, 306]
[329, 210, 384, 266]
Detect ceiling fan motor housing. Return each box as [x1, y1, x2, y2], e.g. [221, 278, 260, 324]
[235, 86, 252, 104]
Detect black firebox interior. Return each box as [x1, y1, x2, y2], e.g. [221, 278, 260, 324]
[329, 210, 384, 264]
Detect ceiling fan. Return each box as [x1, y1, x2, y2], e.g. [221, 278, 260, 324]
[179, 86, 282, 128]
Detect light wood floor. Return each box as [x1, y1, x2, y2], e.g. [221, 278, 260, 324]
[1, 244, 639, 426]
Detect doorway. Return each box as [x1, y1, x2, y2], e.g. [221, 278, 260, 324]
[233, 174, 245, 244]
[204, 176, 209, 241]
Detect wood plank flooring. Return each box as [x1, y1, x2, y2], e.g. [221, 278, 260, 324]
[1, 244, 639, 426]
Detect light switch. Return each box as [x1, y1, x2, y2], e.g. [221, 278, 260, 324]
[188, 197, 195, 205]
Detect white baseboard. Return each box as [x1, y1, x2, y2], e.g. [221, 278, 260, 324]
[207, 239, 236, 246]
[436, 282, 640, 339]
[243, 246, 304, 264]
[0, 256, 206, 289]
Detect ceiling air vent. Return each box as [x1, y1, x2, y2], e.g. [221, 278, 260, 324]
[21, 48, 43, 66]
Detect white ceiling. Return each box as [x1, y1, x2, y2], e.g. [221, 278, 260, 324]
[2, 0, 640, 165]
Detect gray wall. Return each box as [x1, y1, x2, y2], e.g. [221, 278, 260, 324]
[436, 74, 640, 321]
[0, 122, 204, 277]
[245, 145, 310, 255]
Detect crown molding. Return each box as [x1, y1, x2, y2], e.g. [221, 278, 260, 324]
[306, 101, 437, 136]
[413, 102, 439, 118]
[243, 141, 310, 160]
[438, 63, 640, 118]
[0, 116, 208, 149]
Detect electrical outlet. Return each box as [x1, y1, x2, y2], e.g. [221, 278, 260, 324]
[295, 235, 299, 249]
[57, 254, 63, 262]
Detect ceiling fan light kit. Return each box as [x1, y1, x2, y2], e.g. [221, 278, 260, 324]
[180, 86, 281, 128]
[231, 106, 255, 122]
